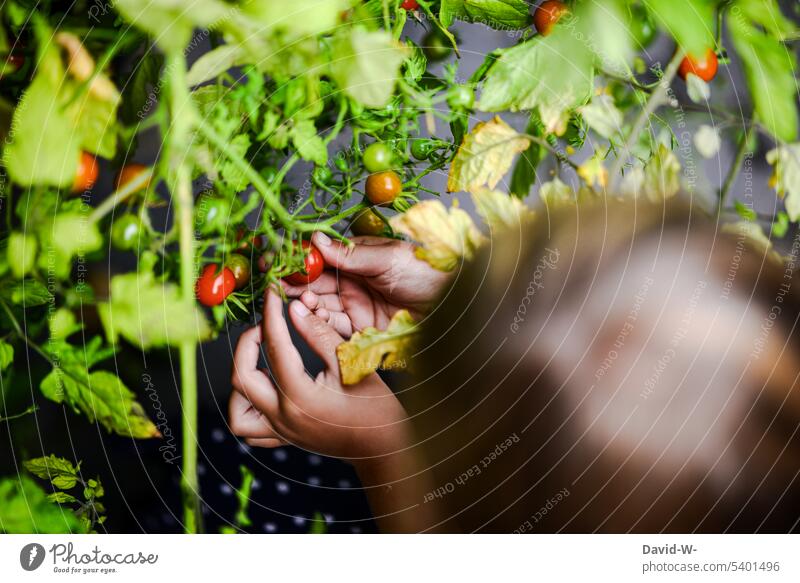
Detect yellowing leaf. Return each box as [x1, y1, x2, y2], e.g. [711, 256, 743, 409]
[337, 310, 417, 385]
[447, 116, 530, 193]
[539, 176, 575, 208]
[643, 143, 681, 201]
[577, 153, 608, 189]
[471, 187, 535, 231]
[766, 143, 800, 221]
[390, 200, 486, 271]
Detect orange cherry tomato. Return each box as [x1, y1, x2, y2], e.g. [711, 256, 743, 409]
[115, 163, 151, 193]
[534, 0, 568, 37]
[365, 171, 402, 205]
[72, 151, 99, 193]
[678, 48, 718, 82]
[284, 240, 324, 286]
[196, 264, 236, 306]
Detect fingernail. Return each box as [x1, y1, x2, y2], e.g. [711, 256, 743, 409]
[290, 300, 310, 318]
[315, 231, 332, 246]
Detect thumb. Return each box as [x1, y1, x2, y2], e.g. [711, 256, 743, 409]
[288, 299, 344, 375]
[311, 231, 401, 278]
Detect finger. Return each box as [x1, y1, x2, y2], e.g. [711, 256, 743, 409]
[312, 231, 402, 277]
[245, 437, 288, 449]
[228, 391, 278, 438]
[300, 290, 344, 313]
[263, 289, 308, 392]
[282, 272, 340, 297]
[231, 326, 278, 414]
[327, 311, 354, 337]
[288, 300, 344, 373]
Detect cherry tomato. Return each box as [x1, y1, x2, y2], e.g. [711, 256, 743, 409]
[363, 142, 394, 172]
[284, 240, 324, 286]
[72, 151, 99, 193]
[195, 194, 232, 235]
[365, 171, 402, 205]
[225, 254, 251, 290]
[350, 209, 387, 237]
[115, 163, 151, 193]
[629, 4, 657, 49]
[411, 138, 437, 160]
[2, 53, 24, 75]
[533, 0, 568, 37]
[678, 48, 718, 82]
[235, 227, 263, 253]
[401, 0, 419, 10]
[196, 264, 236, 306]
[422, 30, 453, 62]
[110, 214, 143, 251]
[312, 165, 333, 184]
[446, 85, 474, 110]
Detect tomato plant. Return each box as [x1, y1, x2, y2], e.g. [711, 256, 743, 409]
[0, 0, 798, 535]
[196, 264, 236, 306]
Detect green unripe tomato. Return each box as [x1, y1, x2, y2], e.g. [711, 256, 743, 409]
[411, 138, 438, 160]
[363, 142, 394, 172]
[111, 214, 143, 251]
[629, 4, 657, 48]
[334, 154, 349, 172]
[312, 165, 333, 184]
[195, 193, 232, 235]
[422, 30, 453, 62]
[446, 85, 474, 110]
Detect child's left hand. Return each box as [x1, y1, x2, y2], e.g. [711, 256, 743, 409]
[228, 289, 411, 463]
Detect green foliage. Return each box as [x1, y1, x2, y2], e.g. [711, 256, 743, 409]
[0, 475, 82, 533]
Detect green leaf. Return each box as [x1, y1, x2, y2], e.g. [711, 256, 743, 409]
[441, 0, 531, 30]
[772, 211, 790, 238]
[37, 213, 103, 279]
[120, 49, 164, 124]
[47, 492, 79, 504]
[7, 232, 37, 278]
[97, 270, 212, 349]
[187, 44, 245, 87]
[49, 308, 82, 341]
[243, 0, 348, 41]
[220, 134, 252, 192]
[0, 476, 83, 533]
[728, 0, 798, 142]
[290, 120, 327, 166]
[329, 27, 408, 108]
[24, 456, 79, 490]
[336, 310, 418, 385]
[0, 340, 13, 371]
[510, 113, 545, 198]
[648, 0, 715, 56]
[0, 279, 52, 306]
[477, 33, 593, 134]
[41, 366, 160, 439]
[579, 94, 623, 140]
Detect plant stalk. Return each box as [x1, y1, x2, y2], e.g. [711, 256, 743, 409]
[166, 51, 202, 534]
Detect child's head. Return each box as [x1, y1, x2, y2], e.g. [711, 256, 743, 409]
[406, 200, 800, 532]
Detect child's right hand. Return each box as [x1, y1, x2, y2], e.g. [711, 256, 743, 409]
[281, 231, 452, 337]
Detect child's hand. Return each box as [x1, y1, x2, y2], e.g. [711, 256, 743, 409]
[281, 231, 452, 337]
[228, 289, 410, 462]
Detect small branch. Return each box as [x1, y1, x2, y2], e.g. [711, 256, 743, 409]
[90, 168, 154, 223]
[610, 51, 684, 190]
[718, 125, 751, 213]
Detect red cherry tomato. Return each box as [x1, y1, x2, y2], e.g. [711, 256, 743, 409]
[284, 240, 324, 286]
[236, 227, 264, 253]
[534, 0, 568, 36]
[196, 264, 236, 306]
[401, 0, 419, 10]
[678, 48, 718, 82]
[72, 151, 99, 193]
[115, 163, 151, 193]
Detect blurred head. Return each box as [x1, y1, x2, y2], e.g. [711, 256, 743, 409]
[405, 199, 800, 533]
